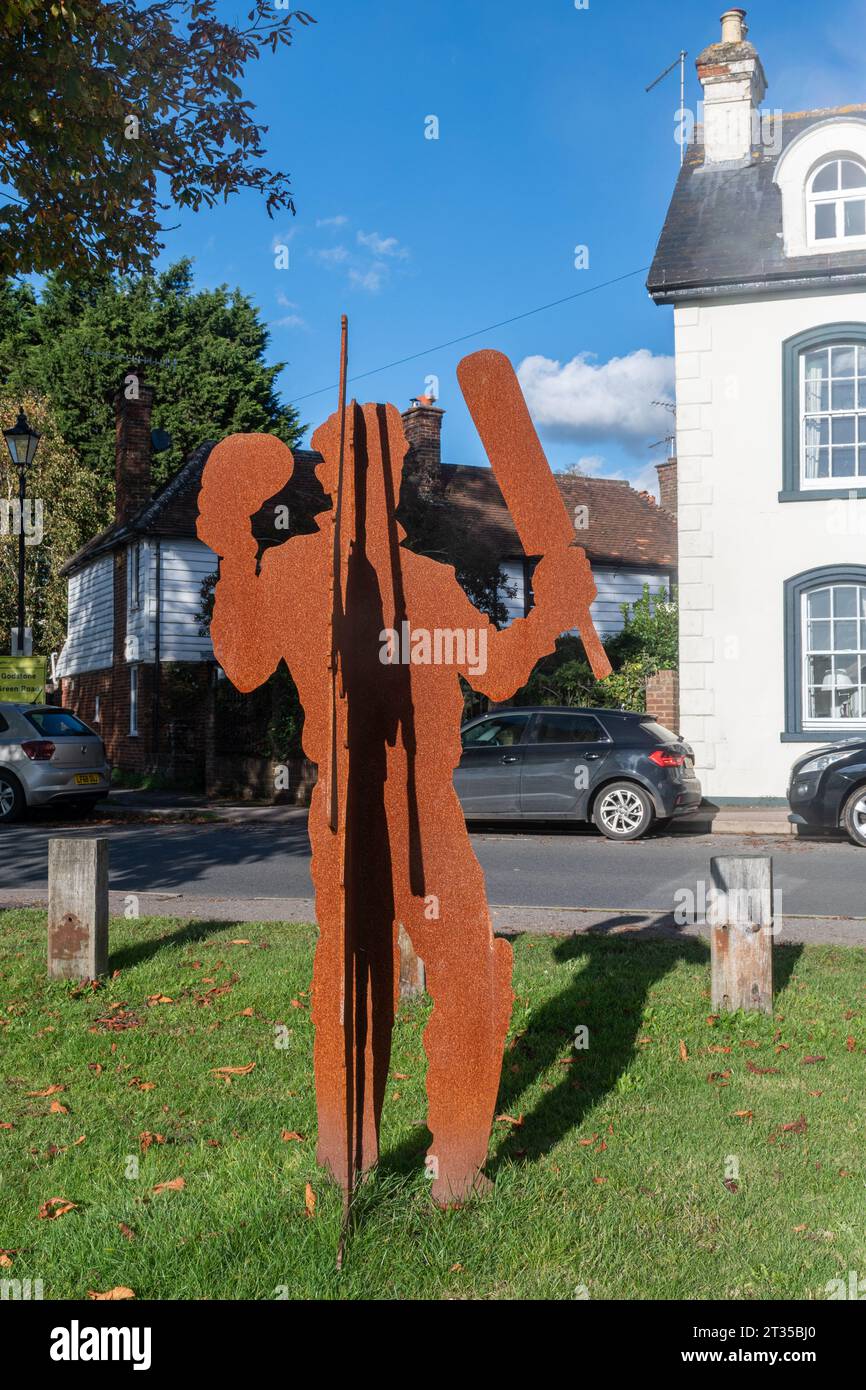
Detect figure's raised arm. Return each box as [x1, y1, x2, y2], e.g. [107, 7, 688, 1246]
[196, 433, 295, 692]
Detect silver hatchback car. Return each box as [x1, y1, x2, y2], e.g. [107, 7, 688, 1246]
[0, 703, 110, 823]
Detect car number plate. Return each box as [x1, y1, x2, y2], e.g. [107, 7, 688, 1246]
[75, 773, 100, 786]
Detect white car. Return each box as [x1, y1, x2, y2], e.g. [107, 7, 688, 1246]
[0, 703, 110, 823]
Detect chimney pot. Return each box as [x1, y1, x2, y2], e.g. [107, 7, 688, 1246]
[720, 8, 747, 44]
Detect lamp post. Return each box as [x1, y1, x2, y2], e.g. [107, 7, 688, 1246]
[2, 408, 41, 654]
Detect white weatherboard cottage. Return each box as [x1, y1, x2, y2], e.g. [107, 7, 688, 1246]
[649, 7, 866, 800]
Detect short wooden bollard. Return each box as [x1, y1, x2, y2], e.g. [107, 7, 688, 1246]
[397, 922, 426, 998]
[47, 838, 109, 981]
[709, 856, 774, 1014]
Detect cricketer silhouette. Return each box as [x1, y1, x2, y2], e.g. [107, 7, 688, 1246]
[197, 329, 611, 1224]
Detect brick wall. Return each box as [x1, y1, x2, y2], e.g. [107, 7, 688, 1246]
[645, 668, 680, 733]
[114, 371, 154, 525]
[656, 458, 678, 516]
[401, 398, 444, 498]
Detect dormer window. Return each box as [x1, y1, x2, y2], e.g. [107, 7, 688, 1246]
[808, 158, 866, 245]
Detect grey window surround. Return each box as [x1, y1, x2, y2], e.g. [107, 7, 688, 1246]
[780, 323, 866, 501]
[782, 563, 866, 741]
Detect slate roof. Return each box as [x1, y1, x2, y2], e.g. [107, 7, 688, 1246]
[647, 105, 866, 302]
[61, 447, 676, 576]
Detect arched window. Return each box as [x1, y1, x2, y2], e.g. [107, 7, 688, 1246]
[808, 158, 866, 245]
[784, 566, 866, 739]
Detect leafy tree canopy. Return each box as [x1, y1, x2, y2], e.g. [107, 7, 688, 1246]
[0, 1, 315, 279]
[0, 258, 305, 494]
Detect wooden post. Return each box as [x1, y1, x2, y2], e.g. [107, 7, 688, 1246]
[47, 838, 109, 980]
[709, 856, 773, 1014]
[397, 922, 426, 998]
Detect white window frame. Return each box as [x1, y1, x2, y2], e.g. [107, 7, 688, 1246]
[129, 665, 139, 737]
[128, 541, 143, 613]
[806, 157, 866, 250]
[799, 342, 866, 490]
[801, 584, 866, 730]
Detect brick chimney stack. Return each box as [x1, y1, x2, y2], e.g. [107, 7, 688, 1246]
[114, 368, 154, 525]
[656, 457, 678, 516]
[696, 8, 767, 165]
[401, 394, 445, 498]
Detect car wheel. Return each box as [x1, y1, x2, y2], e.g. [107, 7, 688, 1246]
[841, 786, 866, 848]
[0, 772, 25, 824]
[593, 782, 654, 841]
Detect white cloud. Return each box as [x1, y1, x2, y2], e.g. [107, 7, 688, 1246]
[312, 245, 349, 266]
[349, 264, 386, 293]
[517, 349, 675, 453]
[277, 292, 298, 308]
[357, 229, 409, 259]
[316, 214, 348, 228]
[558, 453, 663, 502]
[274, 314, 306, 329]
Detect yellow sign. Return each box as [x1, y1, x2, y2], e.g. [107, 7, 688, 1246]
[0, 656, 47, 705]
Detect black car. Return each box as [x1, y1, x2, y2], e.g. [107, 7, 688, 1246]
[787, 739, 866, 847]
[454, 706, 702, 841]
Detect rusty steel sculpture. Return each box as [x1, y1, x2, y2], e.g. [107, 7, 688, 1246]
[197, 320, 611, 1254]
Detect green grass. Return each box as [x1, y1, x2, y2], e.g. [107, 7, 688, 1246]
[1, 909, 865, 1300]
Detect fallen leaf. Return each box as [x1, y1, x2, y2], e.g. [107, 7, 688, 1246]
[210, 1062, 255, 1077]
[809, 1090, 823, 1098]
[708, 1045, 732, 1054]
[723, 1178, 739, 1193]
[800, 1056, 825, 1065]
[740, 1040, 760, 1049]
[733, 1110, 754, 1121]
[88, 1287, 135, 1300]
[146, 995, 174, 1006]
[592, 1176, 607, 1185]
[494, 1113, 523, 1127]
[678, 1040, 688, 1062]
[706, 1015, 719, 1026]
[305, 1182, 316, 1217]
[280, 1130, 304, 1142]
[0, 1253, 12, 1267]
[393, 1073, 409, 1080]
[0, 1122, 14, 1130]
[230, 940, 251, 946]
[118, 1223, 136, 1241]
[153, 1177, 185, 1194]
[37, 1197, 77, 1220]
[706, 1070, 732, 1084]
[450, 1263, 462, 1273]
[87, 1063, 103, 1076]
[846, 1036, 856, 1052]
[746, 1061, 779, 1075]
[782, 1115, 808, 1134]
[49, 1100, 69, 1114]
[139, 1131, 165, 1154]
[27, 1084, 64, 1097]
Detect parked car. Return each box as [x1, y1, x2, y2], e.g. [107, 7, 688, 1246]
[454, 706, 702, 840]
[787, 738, 866, 847]
[0, 704, 110, 824]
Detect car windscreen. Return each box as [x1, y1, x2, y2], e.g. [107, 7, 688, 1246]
[23, 709, 93, 738]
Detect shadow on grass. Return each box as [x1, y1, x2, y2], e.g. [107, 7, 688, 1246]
[487, 924, 804, 1171]
[109, 918, 243, 972]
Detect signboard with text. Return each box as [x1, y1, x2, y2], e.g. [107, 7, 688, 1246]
[0, 655, 47, 704]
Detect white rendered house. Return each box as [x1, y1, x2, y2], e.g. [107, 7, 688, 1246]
[648, 8, 866, 800]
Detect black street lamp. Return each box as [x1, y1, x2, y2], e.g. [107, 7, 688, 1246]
[3, 408, 41, 655]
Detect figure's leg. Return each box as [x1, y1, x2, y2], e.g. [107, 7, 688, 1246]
[309, 787, 397, 1186]
[400, 801, 513, 1206]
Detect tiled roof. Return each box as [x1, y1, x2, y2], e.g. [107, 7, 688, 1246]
[61, 447, 676, 575]
[648, 106, 866, 301]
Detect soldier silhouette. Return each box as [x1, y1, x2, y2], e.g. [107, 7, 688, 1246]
[197, 341, 609, 1209]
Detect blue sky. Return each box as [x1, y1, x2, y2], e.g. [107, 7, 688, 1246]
[159, 0, 866, 490]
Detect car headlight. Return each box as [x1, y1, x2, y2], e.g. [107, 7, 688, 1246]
[797, 750, 851, 777]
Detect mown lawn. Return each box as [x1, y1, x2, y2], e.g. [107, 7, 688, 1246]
[1, 908, 864, 1300]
